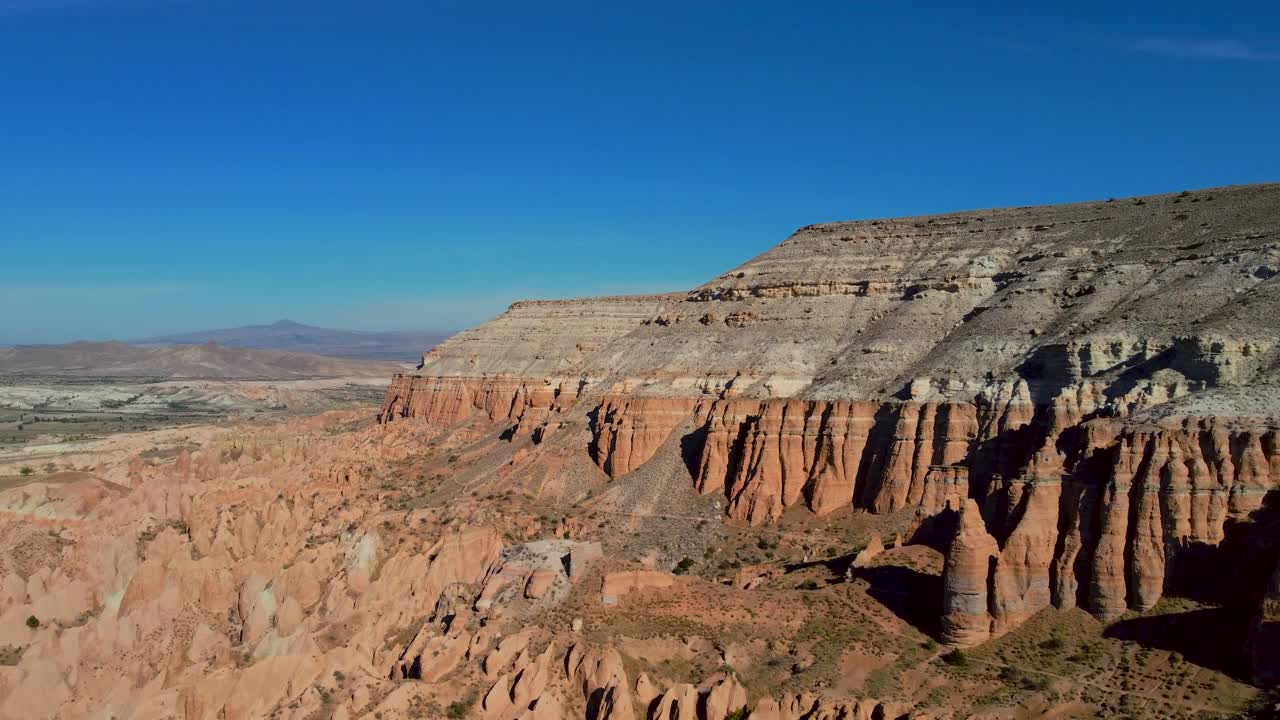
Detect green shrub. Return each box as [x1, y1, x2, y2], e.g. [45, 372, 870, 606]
[445, 689, 478, 719]
[726, 708, 749, 720]
[673, 557, 695, 575]
[25, 616, 39, 629]
[1000, 665, 1049, 690]
[19, 467, 33, 476]
[941, 649, 968, 667]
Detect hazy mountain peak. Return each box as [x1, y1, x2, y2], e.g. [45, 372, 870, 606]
[135, 321, 451, 361]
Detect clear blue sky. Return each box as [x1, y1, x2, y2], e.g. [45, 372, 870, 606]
[2, 1, 1277, 343]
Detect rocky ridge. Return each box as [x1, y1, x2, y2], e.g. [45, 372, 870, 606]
[383, 184, 1280, 664]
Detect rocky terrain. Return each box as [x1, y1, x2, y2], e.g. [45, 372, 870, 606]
[1, 184, 1277, 719]
[0, 343, 402, 459]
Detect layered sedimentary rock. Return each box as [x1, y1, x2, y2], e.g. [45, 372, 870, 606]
[379, 295, 678, 428]
[380, 374, 583, 427]
[989, 479, 1059, 634]
[414, 295, 684, 378]
[941, 414, 1280, 645]
[379, 184, 1280, 646]
[940, 500, 999, 646]
[690, 398, 983, 524]
[590, 395, 702, 477]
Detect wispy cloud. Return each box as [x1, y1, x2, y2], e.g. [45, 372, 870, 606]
[1131, 36, 1280, 62]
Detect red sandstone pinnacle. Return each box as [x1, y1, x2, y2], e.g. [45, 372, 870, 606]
[991, 479, 1060, 635]
[940, 499, 998, 647]
[566, 644, 634, 720]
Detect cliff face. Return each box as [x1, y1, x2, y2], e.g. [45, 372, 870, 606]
[936, 414, 1279, 646]
[410, 295, 682, 377]
[381, 183, 1280, 647]
[693, 397, 980, 522]
[380, 375, 582, 432]
[590, 395, 702, 477]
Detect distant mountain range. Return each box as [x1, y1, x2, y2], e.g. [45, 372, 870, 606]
[0, 341, 401, 379]
[134, 320, 450, 361]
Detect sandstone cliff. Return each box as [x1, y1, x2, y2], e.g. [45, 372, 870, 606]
[381, 184, 1280, 652]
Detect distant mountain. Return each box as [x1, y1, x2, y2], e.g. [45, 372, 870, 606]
[0, 341, 401, 379]
[135, 320, 451, 361]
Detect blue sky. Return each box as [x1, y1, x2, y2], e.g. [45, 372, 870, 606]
[2, 1, 1277, 343]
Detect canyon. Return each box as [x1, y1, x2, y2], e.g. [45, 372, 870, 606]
[384, 183, 1280, 658]
[1, 184, 1277, 719]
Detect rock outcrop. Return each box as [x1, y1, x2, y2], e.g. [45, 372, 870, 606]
[566, 644, 635, 720]
[379, 184, 1280, 648]
[940, 500, 999, 646]
[591, 395, 701, 477]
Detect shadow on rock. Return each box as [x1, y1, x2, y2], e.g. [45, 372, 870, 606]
[1104, 606, 1253, 682]
[857, 564, 941, 638]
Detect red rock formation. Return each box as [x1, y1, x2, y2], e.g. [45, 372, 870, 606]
[591, 395, 701, 477]
[723, 400, 824, 524]
[940, 499, 999, 647]
[702, 674, 748, 720]
[916, 465, 969, 517]
[566, 644, 634, 720]
[379, 375, 581, 429]
[941, 415, 1280, 643]
[803, 402, 877, 515]
[990, 479, 1060, 634]
[651, 683, 699, 720]
[689, 398, 982, 524]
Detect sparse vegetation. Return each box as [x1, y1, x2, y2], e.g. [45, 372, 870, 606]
[0, 645, 24, 666]
[25, 615, 40, 629]
[19, 466, 33, 476]
[999, 665, 1050, 691]
[1038, 636, 1064, 651]
[446, 690, 477, 718]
